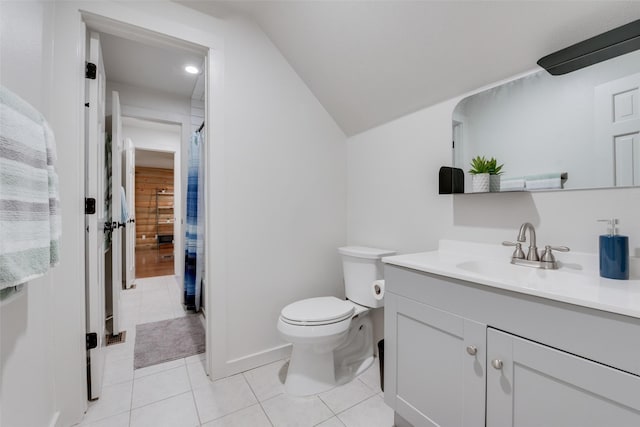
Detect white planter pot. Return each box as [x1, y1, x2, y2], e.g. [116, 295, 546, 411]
[490, 175, 501, 192]
[472, 173, 490, 193]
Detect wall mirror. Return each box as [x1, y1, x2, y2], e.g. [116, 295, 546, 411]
[452, 49, 640, 193]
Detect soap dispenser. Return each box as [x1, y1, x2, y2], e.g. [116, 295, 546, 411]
[597, 218, 629, 280]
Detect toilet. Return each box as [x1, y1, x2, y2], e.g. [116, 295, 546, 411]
[277, 246, 396, 396]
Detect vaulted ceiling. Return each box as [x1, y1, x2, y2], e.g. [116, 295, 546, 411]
[179, 1, 639, 136]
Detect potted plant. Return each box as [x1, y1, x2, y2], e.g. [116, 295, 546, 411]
[487, 157, 504, 192]
[469, 156, 491, 192]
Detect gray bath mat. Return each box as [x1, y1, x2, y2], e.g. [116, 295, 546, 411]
[134, 315, 205, 369]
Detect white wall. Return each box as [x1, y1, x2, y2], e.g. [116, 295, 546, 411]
[1, 2, 85, 427]
[348, 88, 640, 259]
[223, 15, 347, 365]
[348, 101, 456, 254]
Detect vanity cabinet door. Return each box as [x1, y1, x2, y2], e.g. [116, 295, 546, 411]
[385, 293, 486, 427]
[487, 328, 640, 427]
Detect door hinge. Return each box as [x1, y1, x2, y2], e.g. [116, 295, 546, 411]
[85, 198, 96, 214]
[85, 62, 97, 80]
[86, 332, 98, 350]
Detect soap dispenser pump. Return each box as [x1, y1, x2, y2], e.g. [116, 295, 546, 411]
[597, 218, 629, 280]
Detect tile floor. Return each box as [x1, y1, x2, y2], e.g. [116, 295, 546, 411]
[76, 275, 394, 427]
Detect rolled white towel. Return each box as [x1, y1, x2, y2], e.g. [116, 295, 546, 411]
[525, 172, 567, 190]
[500, 176, 525, 191]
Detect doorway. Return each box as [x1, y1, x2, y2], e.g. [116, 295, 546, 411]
[83, 15, 210, 403]
[134, 150, 176, 278]
[124, 118, 182, 279]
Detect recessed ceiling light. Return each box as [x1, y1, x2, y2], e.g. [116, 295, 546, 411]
[185, 65, 199, 75]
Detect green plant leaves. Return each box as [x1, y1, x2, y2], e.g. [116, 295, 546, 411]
[487, 157, 504, 175]
[469, 156, 503, 175]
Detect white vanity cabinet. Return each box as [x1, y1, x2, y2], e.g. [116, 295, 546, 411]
[385, 294, 486, 427]
[384, 264, 640, 427]
[487, 328, 640, 427]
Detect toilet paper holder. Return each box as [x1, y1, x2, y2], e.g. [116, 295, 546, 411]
[372, 280, 385, 301]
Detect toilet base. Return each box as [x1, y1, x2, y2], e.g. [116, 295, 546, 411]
[284, 315, 374, 396]
[335, 354, 374, 387]
[285, 345, 337, 396]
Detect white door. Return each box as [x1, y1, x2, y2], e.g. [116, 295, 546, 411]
[595, 73, 640, 187]
[111, 91, 123, 335]
[124, 138, 136, 289]
[85, 31, 107, 400]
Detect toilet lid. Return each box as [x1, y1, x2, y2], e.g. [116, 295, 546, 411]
[281, 297, 355, 325]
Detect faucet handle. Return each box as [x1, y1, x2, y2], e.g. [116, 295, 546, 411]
[541, 245, 570, 263]
[547, 245, 570, 252]
[502, 241, 525, 259]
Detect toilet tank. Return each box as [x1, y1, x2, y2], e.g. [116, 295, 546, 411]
[338, 246, 396, 308]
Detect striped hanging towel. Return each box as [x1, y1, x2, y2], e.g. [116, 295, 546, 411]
[184, 131, 202, 310]
[0, 86, 61, 289]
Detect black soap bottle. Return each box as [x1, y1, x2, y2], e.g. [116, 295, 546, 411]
[598, 218, 629, 280]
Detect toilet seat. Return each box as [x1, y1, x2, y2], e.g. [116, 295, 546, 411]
[280, 296, 355, 326]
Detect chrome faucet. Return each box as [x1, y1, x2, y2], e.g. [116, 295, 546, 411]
[517, 222, 539, 261]
[503, 222, 570, 269]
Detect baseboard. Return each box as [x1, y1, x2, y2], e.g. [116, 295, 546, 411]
[225, 343, 292, 376]
[49, 411, 60, 427]
[394, 412, 412, 427]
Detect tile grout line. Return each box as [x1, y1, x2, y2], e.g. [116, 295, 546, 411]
[242, 371, 276, 427]
[130, 391, 197, 425]
[315, 372, 382, 424]
[125, 282, 140, 427]
[130, 364, 192, 409]
[184, 356, 205, 427]
[133, 358, 186, 380]
[80, 408, 131, 426]
[316, 393, 337, 425]
[318, 389, 376, 419]
[127, 376, 134, 427]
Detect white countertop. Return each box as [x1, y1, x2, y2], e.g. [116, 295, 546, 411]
[382, 240, 640, 319]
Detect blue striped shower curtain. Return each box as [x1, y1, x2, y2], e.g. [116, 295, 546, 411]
[184, 130, 204, 310]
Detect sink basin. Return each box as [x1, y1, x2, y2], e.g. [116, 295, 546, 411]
[455, 259, 568, 288]
[456, 260, 537, 281]
[456, 259, 593, 290]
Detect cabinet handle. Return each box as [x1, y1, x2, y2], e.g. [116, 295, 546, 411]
[491, 359, 503, 370]
[466, 345, 477, 356]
